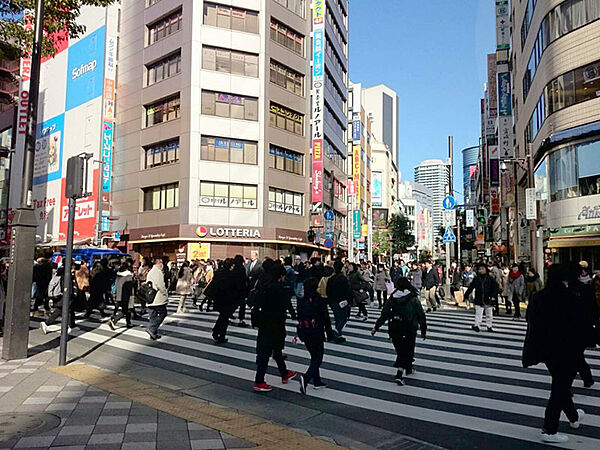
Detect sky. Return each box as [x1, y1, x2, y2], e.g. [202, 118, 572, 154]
[349, 0, 495, 199]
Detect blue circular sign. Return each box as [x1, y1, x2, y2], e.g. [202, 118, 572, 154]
[324, 210, 334, 221]
[324, 239, 334, 249]
[114, 232, 121, 240]
[442, 196, 456, 210]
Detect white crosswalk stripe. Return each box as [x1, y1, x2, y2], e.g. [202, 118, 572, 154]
[65, 297, 600, 449]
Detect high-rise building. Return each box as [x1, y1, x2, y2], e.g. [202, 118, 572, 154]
[414, 159, 450, 238]
[462, 145, 479, 206]
[398, 181, 434, 255]
[511, 0, 600, 269]
[362, 84, 399, 167]
[113, 1, 319, 260]
[370, 138, 399, 218]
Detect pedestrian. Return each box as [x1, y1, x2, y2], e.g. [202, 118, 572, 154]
[390, 260, 402, 285]
[231, 255, 249, 327]
[175, 261, 194, 313]
[249, 262, 297, 392]
[373, 264, 390, 308]
[525, 268, 543, 301]
[348, 263, 369, 321]
[198, 261, 215, 312]
[371, 277, 426, 385]
[74, 261, 90, 312]
[489, 263, 503, 314]
[361, 262, 375, 304]
[297, 276, 329, 394]
[449, 261, 461, 306]
[242, 251, 262, 324]
[317, 265, 338, 342]
[408, 263, 423, 297]
[32, 257, 52, 313]
[136, 257, 151, 316]
[208, 259, 237, 344]
[325, 260, 352, 342]
[283, 256, 297, 294]
[463, 263, 499, 332]
[293, 255, 306, 300]
[109, 262, 134, 330]
[507, 264, 525, 319]
[461, 264, 475, 310]
[85, 262, 109, 319]
[522, 264, 586, 444]
[145, 258, 169, 340]
[40, 266, 76, 334]
[422, 260, 440, 312]
[501, 266, 512, 314]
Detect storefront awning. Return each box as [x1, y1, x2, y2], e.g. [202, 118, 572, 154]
[539, 120, 600, 157]
[548, 236, 600, 248]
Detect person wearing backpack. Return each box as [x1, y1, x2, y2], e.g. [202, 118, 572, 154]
[297, 276, 329, 395]
[326, 260, 353, 342]
[109, 262, 135, 330]
[371, 277, 427, 385]
[40, 266, 77, 334]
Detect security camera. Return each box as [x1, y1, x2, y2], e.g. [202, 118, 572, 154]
[500, 161, 508, 172]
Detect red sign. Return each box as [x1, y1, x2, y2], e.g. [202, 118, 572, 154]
[58, 169, 99, 241]
[312, 140, 323, 202]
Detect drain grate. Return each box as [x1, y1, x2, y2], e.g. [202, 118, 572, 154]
[0, 413, 61, 442]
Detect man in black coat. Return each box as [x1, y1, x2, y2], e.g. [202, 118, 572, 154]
[326, 260, 352, 341]
[32, 258, 53, 312]
[464, 263, 499, 332]
[422, 261, 440, 312]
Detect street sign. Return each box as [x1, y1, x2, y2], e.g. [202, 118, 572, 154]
[465, 210, 474, 228]
[323, 238, 334, 249]
[324, 220, 334, 234]
[443, 209, 456, 227]
[442, 195, 456, 210]
[442, 227, 457, 243]
[526, 188, 537, 220]
[113, 231, 121, 240]
[324, 209, 334, 221]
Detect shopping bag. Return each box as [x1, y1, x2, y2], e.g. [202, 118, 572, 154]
[385, 280, 395, 295]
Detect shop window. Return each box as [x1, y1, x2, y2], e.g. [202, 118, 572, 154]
[549, 146, 578, 201]
[578, 139, 600, 196]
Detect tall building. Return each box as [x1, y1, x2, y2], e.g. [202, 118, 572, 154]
[398, 181, 434, 255]
[362, 84, 399, 167]
[310, 0, 350, 254]
[113, 1, 318, 260]
[511, 0, 600, 269]
[414, 159, 450, 238]
[462, 145, 479, 206]
[370, 138, 399, 221]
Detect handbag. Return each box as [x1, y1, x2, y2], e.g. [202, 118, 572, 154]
[138, 281, 157, 304]
[385, 280, 395, 296]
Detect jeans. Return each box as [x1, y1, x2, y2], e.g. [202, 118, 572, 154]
[255, 343, 288, 384]
[330, 300, 350, 336]
[213, 305, 235, 340]
[294, 282, 304, 299]
[474, 305, 493, 328]
[543, 362, 579, 434]
[304, 337, 325, 385]
[111, 300, 131, 326]
[148, 305, 167, 336]
[391, 331, 416, 370]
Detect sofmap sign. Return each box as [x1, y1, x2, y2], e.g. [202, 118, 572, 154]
[101, 121, 114, 192]
[66, 26, 105, 111]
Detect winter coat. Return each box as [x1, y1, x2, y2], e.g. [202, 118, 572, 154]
[48, 272, 63, 299]
[450, 267, 462, 289]
[204, 268, 237, 312]
[231, 263, 248, 302]
[146, 266, 169, 307]
[507, 273, 525, 298]
[75, 266, 90, 291]
[296, 293, 328, 342]
[252, 281, 293, 351]
[175, 267, 194, 295]
[374, 269, 389, 291]
[409, 269, 423, 290]
[572, 280, 598, 348]
[348, 271, 369, 305]
[489, 267, 503, 288]
[463, 274, 499, 307]
[326, 273, 352, 305]
[525, 275, 543, 299]
[283, 265, 297, 289]
[33, 261, 52, 290]
[461, 270, 475, 288]
[115, 270, 134, 304]
[374, 289, 427, 337]
[422, 268, 440, 290]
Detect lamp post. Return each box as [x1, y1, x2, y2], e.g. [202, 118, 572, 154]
[2, 0, 45, 361]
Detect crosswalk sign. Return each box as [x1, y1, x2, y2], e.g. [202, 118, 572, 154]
[442, 226, 457, 243]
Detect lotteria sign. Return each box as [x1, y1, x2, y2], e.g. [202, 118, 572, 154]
[196, 226, 261, 239]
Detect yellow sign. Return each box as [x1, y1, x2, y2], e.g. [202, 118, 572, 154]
[353, 145, 361, 204]
[313, 0, 324, 24]
[188, 243, 211, 260]
[361, 224, 368, 237]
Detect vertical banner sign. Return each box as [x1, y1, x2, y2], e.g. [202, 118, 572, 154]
[101, 121, 114, 191]
[495, 0, 510, 50]
[525, 188, 537, 220]
[497, 72, 512, 116]
[466, 209, 474, 228]
[102, 26, 116, 195]
[490, 159, 500, 187]
[311, 0, 325, 210]
[372, 172, 382, 206]
[353, 209, 361, 239]
[353, 145, 361, 204]
[498, 116, 514, 158]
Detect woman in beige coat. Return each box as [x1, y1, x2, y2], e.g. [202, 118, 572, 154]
[175, 261, 194, 313]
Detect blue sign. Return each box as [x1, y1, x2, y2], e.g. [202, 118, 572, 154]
[34, 113, 64, 185]
[66, 26, 105, 111]
[442, 195, 456, 210]
[442, 227, 457, 243]
[324, 238, 334, 249]
[101, 121, 114, 192]
[324, 209, 334, 221]
[113, 232, 121, 240]
[312, 29, 324, 78]
[352, 120, 361, 142]
[101, 211, 110, 232]
[498, 72, 512, 117]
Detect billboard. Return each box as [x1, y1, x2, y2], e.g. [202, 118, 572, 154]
[66, 26, 105, 111]
[353, 145, 361, 204]
[372, 172, 382, 206]
[497, 71, 512, 116]
[311, 0, 325, 211]
[34, 114, 64, 185]
[311, 140, 323, 203]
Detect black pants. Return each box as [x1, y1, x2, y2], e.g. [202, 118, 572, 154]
[33, 285, 50, 311]
[46, 303, 76, 328]
[255, 339, 287, 384]
[376, 290, 385, 308]
[111, 299, 131, 326]
[238, 299, 247, 322]
[577, 353, 594, 385]
[512, 294, 521, 318]
[324, 305, 334, 340]
[544, 362, 579, 434]
[357, 303, 368, 317]
[213, 305, 235, 340]
[304, 337, 325, 385]
[86, 293, 106, 316]
[391, 332, 416, 371]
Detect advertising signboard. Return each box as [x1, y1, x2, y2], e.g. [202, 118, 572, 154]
[372, 172, 382, 206]
[66, 26, 105, 111]
[311, 0, 325, 211]
[498, 72, 512, 117]
[312, 140, 323, 203]
[353, 210, 361, 239]
[34, 114, 64, 185]
[353, 145, 361, 204]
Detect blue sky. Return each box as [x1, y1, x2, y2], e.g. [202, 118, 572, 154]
[349, 0, 495, 196]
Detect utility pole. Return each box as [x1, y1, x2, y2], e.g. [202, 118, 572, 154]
[2, 0, 45, 361]
[445, 136, 453, 286]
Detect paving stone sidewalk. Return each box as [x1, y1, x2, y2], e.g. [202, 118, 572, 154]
[0, 348, 255, 450]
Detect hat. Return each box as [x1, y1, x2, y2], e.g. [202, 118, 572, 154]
[295, 255, 301, 260]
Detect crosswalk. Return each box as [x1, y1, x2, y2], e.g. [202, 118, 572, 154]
[58, 297, 600, 449]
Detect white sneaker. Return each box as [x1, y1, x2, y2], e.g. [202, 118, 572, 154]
[540, 431, 568, 443]
[40, 322, 48, 334]
[570, 409, 585, 429]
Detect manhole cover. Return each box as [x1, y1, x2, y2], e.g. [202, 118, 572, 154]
[0, 413, 61, 442]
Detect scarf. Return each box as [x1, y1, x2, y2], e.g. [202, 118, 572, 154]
[509, 270, 522, 280]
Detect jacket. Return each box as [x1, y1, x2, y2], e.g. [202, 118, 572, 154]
[463, 274, 499, 307]
[75, 266, 90, 290]
[252, 281, 293, 350]
[409, 269, 422, 289]
[175, 267, 194, 295]
[374, 269, 389, 291]
[422, 268, 440, 290]
[326, 273, 352, 305]
[450, 267, 461, 289]
[47, 272, 63, 299]
[146, 266, 169, 307]
[507, 273, 525, 297]
[115, 270, 134, 304]
[525, 275, 543, 298]
[461, 270, 475, 288]
[296, 293, 328, 342]
[374, 289, 426, 336]
[205, 268, 237, 311]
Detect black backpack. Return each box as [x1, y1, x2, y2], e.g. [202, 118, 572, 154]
[138, 281, 157, 304]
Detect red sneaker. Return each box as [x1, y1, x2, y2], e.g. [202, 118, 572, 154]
[282, 371, 297, 384]
[253, 382, 273, 392]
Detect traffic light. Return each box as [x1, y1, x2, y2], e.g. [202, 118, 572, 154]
[307, 228, 315, 243]
[477, 208, 487, 224]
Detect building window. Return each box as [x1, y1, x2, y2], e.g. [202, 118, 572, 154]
[268, 145, 303, 175]
[203, 3, 259, 34]
[143, 183, 179, 211]
[269, 60, 304, 96]
[268, 187, 303, 215]
[200, 182, 257, 208]
[147, 0, 162, 6]
[273, 0, 306, 18]
[147, 52, 181, 86]
[144, 139, 180, 168]
[201, 136, 257, 164]
[269, 103, 304, 136]
[269, 20, 304, 56]
[148, 9, 183, 45]
[201, 91, 258, 121]
[202, 46, 258, 77]
[145, 95, 181, 126]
